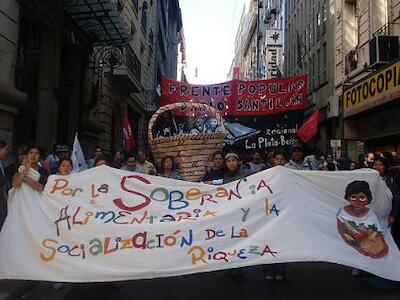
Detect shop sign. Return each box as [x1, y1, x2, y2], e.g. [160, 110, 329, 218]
[344, 60, 400, 117]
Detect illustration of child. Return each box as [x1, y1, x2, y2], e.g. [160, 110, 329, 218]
[206, 118, 224, 133]
[190, 117, 207, 135]
[337, 180, 388, 259]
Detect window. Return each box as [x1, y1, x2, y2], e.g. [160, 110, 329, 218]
[312, 6, 315, 45]
[131, 21, 136, 36]
[149, 29, 154, 46]
[142, 6, 147, 33]
[317, 48, 321, 86]
[132, 0, 139, 12]
[117, 0, 124, 12]
[148, 46, 153, 66]
[317, 1, 321, 40]
[312, 53, 316, 89]
[308, 61, 312, 92]
[322, 0, 327, 34]
[322, 42, 327, 83]
[304, 60, 308, 77]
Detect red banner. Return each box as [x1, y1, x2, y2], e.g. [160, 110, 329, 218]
[123, 114, 135, 152]
[160, 75, 308, 116]
[297, 109, 320, 143]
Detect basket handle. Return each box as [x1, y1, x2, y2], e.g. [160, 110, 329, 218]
[148, 102, 226, 143]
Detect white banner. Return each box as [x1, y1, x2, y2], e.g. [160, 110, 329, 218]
[0, 166, 400, 282]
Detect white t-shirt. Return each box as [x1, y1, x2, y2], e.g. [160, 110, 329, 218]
[337, 207, 382, 232]
[18, 166, 40, 182]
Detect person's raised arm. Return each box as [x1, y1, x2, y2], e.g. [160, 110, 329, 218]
[24, 177, 44, 192]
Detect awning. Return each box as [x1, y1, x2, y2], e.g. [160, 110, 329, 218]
[63, 0, 129, 45]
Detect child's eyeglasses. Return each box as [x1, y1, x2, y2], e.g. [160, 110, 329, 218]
[349, 195, 368, 202]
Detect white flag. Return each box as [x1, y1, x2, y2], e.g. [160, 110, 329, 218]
[71, 133, 88, 173]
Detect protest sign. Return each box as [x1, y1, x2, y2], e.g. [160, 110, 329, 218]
[0, 166, 399, 282]
[160, 75, 308, 116]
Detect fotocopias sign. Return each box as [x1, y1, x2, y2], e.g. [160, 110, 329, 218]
[1, 166, 400, 282]
[160, 75, 308, 116]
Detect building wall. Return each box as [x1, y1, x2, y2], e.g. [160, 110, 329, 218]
[81, 0, 183, 155]
[154, 0, 183, 105]
[335, 0, 400, 159]
[284, 0, 338, 153]
[3, 0, 183, 157]
[0, 0, 26, 148]
[229, 0, 285, 81]
[334, 0, 398, 96]
[228, 5, 247, 80]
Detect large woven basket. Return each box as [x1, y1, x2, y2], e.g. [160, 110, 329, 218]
[148, 102, 226, 182]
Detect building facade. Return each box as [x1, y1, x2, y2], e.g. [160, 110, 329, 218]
[0, 0, 27, 149]
[284, 0, 337, 153]
[283, 0, 400, 158]
[228, 0, 284, 81]
[155, 0, 183, 91]
[1, 0, 183, 157]
[335, 0, 400, 160]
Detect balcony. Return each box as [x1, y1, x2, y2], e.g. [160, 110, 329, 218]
[63, 0, 129, 45]
[112, 45, 142, 93]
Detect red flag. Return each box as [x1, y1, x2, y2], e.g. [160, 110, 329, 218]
[123, 114, 135, 152]
[297, 109, 320, 143]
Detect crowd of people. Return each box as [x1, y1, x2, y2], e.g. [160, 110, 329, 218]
[0, 139, 399, 284]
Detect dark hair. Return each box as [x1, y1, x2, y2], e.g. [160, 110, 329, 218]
[52, 143, 59, 153]
[58, 158, 73, 168]
[212, 151, 224, 159]
[273, 149, 287, 159]
[291, 143, 303, 153]
[345, 180, 372, 203]
[160, 156, 176, 173]
[380, 151, 396, 166]
[94, 155, 108, 166]
[0, 140, 7, 149]
[26, 145, 45, 158]
[126, 154, 137, 161]
[16, 144, 28, 156]
[374, 156, 389, 174]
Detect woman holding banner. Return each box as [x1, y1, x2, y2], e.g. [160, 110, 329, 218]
[12, 145, 49, 193]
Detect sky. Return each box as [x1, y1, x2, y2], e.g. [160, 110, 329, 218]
[179, 0, 248, 84]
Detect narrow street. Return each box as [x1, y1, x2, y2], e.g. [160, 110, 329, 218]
[9, 263, 400, 300]
[1, 0, 400, 298]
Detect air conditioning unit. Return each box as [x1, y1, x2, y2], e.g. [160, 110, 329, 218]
[327, 96, 339, 118]
[369, 35, 399, 69]
[345, 49, 358, 74]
